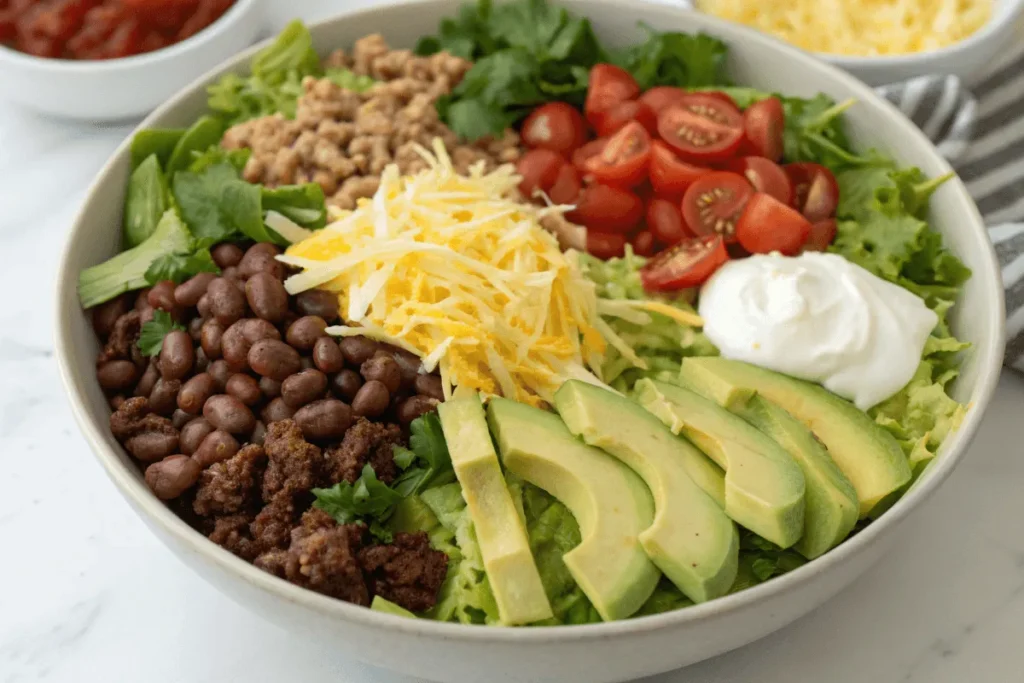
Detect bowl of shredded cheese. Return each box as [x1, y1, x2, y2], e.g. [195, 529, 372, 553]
[690, 0, 1024, 85]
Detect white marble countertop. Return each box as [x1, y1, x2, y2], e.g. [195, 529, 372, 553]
[3, 5, 1024, 681]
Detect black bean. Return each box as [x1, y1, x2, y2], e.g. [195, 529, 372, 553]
[180, 418, 215, 456]
[145, 456, 201, 500]
[193, 430, 241, 467]
[126, 430, 180, 463]
[91, 294, 130, 339]
[138, 306, 154, 326]
[199, 319, 224, 359]
[203, 394, 256, 434]
[259, 376, 282, 398]
[135, 288, 151, 310]
[226, 373, 262, 406]
[351, 380, 390, 417]
[207, 360, 231, 391]
[147, 280, 178, 314]
[414, 374, 444, 400]
[149, 378, 181, 415]
[261, 397, 295, 423]
[197, 293, 212, 319]
[159, 330, 194, 381]
[293, 399, 351, 441]
[330, 369, 362, 402]
[221, 318, 281, 372]
[381, 345, 422, 389]
[207, 277, 247, 326]
[246, 272, 289, 323]
[171, 409, 192, 430]
[294, 289, 339, 322]
[248, 339, 301, 381]
[187, 317, 204, 343]
[174, 272, 217, 308]
[97, 360, 138, 392]
[312, 336, 344, 373]
[238, 243, 285, 280]
[211, 242, 244, 269]
[134, 362, 160, 398]
[250, 420, 267, 446]
[178, 373, 216, 414]
[397, 395, 439, 424]
[281, 369, 328, 409]
[339, 336, 379, 366]
[286, 316, 327, 352]
[360, 355, 401, 393]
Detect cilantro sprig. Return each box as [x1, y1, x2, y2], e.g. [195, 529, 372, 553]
[137, 310, 187, 357]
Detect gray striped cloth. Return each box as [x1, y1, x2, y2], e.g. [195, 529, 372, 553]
[878, 44, 1024, 373]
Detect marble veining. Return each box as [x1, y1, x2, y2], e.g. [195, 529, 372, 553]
[2, 3, 1024, 681]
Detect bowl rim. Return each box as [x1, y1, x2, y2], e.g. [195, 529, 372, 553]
[0, 0, 260, 72]
[55, 0, 1007, 644]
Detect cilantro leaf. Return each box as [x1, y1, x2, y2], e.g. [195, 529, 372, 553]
[393, 411, 455, 497]
[137, 310, 186, 357]
[312, 464, 404, 525]
[613, 27, 728, 90]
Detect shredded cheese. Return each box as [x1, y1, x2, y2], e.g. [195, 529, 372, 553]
[280, 140, 660, 406]
[695, 0, 991, 56]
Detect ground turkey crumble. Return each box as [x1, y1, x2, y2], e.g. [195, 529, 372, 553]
[221, 34, 523, 210]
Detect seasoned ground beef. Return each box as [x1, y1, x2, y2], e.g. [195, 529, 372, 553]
[193, 444, 266, 517]
[208, 514, 262, 562]
[98, 310, 141, 364]
[325, 417, 404, 485]
[262, 419, 324, 500]
[285, 522, 370, 606]
[250, 493, 300, 551]
[221, 34, 521, 211]
[359, 531, 449, 613]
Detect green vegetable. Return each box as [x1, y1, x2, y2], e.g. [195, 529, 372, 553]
[137, 310, 186, 357]
[165, 116, 225, 176]
[392, 411, 456, 497]
[129, 129, 184, 171]
[313, 463, 405, 526]
[262, 183, 328, 230]
[324, 67, 377, 93]
[187, 146, 252, 175]
[123, 154, 169, 249]
[613, 26, 728, 90]
[144, 247, 220, 285]
[78, 209, 192, 308]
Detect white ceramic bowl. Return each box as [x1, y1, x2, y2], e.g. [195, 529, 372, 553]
[55, 2, 1006, 682]
[0, 0, 263, 121]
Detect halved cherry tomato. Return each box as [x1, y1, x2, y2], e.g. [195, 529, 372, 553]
[639, 86, 689, 114]
[569, 184, 644, 234]
[657, 95, 745, 163]
[784, 162, 840, 222]
[572, 139, 605, 173]
[580, 121, 651, 187]
[801, 218, 838, 252]
[646, 198, 690, 247]
[587, 231, 628, 260]
[517, 149, 564, 199]
[725, 156, 792, 204]
[632, 230, 658, 257]
[649, 140, 709, 197]
[584, 64, 640, 123]
[701, 91, 740, 107]
[743, 97, 785, 162]
[548, 163, 582, 205]
[735, 193, 812, 255]
[592, 99, 658, 137]
[521, 102, 588, 155]
[640, 235, 729, 291]
[681, 172, 754, 243]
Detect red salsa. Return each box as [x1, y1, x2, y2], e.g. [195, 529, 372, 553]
[0, 0, 235, 60]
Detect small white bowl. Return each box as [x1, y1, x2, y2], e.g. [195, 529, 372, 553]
[0, 0, 263, 121]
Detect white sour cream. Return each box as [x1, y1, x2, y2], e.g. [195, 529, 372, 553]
[698, 252, 938, 410]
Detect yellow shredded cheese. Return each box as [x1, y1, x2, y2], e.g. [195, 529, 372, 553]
[695, 0, 991, 56]
[281, 140, 632, 406]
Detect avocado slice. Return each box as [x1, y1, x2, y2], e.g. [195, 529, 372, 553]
[553, 381, 739, 603]
[698, 389, 860, 559]
[438, 395, 553, 626]
[634, 379, 806, 549]
[680, 358, 911, 517]
[487, 397, 661, 621]
[371, 595, 417, 618]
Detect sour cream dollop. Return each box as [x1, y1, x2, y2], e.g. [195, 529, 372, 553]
[698, 252, 938, 410]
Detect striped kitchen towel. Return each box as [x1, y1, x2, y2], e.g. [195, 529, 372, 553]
[878, 44, 1024, 373]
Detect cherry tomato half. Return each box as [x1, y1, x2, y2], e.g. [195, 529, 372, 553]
[584, 63, 640, 123]
[640, 234, 729, 292]
[646, 198, 691, 247]
[801, 218, 838, 253]
[701, 91, 740, 107]
[725, 156, 792, 204]
[735, 193, 812, 255]
[592, 99, 658, 137]
[681, 171, 754, 243]
[580, 121, 651, 188]
[657, 94, 745, 164]
[517, 149, 565, 199]
[521, 102, 588, 155]
[569, 184, 644, 234]
[632, 230, 658, 257]
[743, 97, 785, 162]
[587, 231, 628, 260]
[638, 86, 689, 114]
[649, 140, 709, 197]
[784, 162, 840, 222]
[548, 163, 582, 205]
